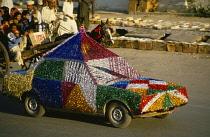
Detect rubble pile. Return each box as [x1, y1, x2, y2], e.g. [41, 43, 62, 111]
[90, 16, 210, 31]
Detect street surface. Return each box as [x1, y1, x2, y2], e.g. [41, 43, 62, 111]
[0, 49, 210, 137]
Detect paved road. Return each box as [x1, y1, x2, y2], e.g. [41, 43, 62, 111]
[0, 49, 210, 137]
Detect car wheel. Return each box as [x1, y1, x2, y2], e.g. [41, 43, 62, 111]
[107, 103, 132, 128]
[24, 95, 45, 117]
[155, 113, 170, 119]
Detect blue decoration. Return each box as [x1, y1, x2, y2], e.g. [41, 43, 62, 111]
[110, 84, 128, 89]
[44, 33, 84, 61]
[32, 78, 63, 108]
[110, 80, 130, 85]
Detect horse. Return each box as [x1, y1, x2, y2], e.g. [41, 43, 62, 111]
[89, 19, 114, 47]
[55, 19, 115, 47]
[43, 21, 60, 42]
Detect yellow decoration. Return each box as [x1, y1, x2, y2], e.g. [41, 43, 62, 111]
[147, 94, 165, 112]
[167, 82, 183, 87]
[168, 93, 187, 106]
[64, 84, 95, 113]
[127, 88, 148, 95]
[82, 44, 90, 55]
[3, 70, 34, 98]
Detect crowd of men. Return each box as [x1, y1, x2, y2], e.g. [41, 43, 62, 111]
[0, 0, 95, 67]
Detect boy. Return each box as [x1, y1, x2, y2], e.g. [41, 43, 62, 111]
[19, 10, 33, 34]
[0, 20, 10, 34]
[19, 10, 34, 50]
[7, 24, 28, 67]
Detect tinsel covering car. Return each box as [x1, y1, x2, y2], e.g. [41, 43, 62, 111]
[2, 30, 188, 128]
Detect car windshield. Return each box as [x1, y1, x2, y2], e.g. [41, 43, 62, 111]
[86, 56, 143, 85]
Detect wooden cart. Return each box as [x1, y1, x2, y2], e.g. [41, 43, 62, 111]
[0, 37, 65, 77]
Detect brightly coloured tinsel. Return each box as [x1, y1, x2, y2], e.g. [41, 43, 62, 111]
[3, 31, 188, 115]
[4, 70, 34, 97]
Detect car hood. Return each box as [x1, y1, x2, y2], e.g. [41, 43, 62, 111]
[109, 78, 188, 114]
[109, 78, 187, 96]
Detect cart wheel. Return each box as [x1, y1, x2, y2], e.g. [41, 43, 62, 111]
[0, 42, 10, 78]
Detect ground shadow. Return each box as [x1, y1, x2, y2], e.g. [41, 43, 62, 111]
[45, 110, 112, 127]
[0, 92, 112, 127]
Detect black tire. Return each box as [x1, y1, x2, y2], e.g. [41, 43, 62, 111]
[0, 42, 10, 77]
[24, 95, 45, 117]
[155, 113, 170, 119]
[107, 102, 132, 128]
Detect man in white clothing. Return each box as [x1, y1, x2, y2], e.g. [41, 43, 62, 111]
[41, 0, 58, 41]
[1, 0, 13, 13]
[58, 0, 78, 36]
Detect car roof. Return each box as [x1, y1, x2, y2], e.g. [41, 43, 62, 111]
[35, 32, 143, 85]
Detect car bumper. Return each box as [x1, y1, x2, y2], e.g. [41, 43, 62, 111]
[133, 106, 181, 118]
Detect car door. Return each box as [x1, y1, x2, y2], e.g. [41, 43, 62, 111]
[62, 60, 97, 113]
[33, 59, 65, 109]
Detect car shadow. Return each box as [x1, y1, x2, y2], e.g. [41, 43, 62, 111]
[0, 93, 26, 115]
[45, 110, 112, 127]
[0, 91, 112, 128]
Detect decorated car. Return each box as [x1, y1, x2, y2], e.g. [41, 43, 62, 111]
[2, 31, 188, 128]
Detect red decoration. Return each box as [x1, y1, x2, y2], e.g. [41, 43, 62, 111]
[129, 79, 149, 84]
[82, 33, 118, 61]
[140, 94, 158, 112]
[177, 87, 188, 99]
[62, 82, 76, 107]
[149, 84, 167, 91]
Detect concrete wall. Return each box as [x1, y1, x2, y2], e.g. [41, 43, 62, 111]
[157, 0, 187, 12]
[16, 0, 129, 11]
[11, 0, 188, 12]
[95, 0, 187, 12]
[96, 0, 129, 11]
[73, 0, 129, 11]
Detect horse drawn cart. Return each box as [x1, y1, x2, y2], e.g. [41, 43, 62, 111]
[0, 35, 65, 77]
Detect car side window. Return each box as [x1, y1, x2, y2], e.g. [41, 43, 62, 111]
[64, 61, 94, 84]
[34, 59, 65, 81]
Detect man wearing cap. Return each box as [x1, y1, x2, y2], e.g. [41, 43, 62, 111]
[26, 0, 42, 32]
[41, 0, 58, 41]
[77, 0, 95, 31]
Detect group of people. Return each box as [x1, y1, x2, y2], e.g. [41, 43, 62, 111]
[0, 0, 95, 67]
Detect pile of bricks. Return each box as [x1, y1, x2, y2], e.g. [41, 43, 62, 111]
[111, 36, 210, 54]
[90, 15, 210, 54]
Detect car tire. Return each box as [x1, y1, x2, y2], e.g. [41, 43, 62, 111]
[107, 102, 132, 128]
[155, 113, 170, 119]
[24, 95, 45, 117]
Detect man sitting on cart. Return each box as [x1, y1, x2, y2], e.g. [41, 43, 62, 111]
[7, 24, 28, 67]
